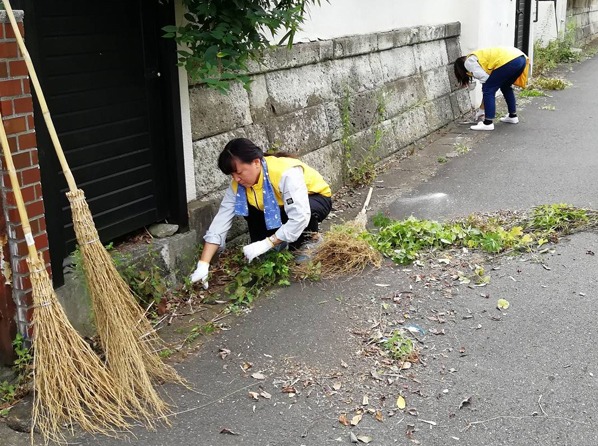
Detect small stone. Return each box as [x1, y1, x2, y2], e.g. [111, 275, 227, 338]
[6, 394, 34, 433]
[148, 223, 179, 238]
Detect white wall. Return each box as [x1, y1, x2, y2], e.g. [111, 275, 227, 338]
[175, 0, 197, 202]
[293, 0, 517, 55]
[534, 0, 568, 46]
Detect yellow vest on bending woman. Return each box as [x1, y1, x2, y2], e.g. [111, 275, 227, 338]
[470, 47, 529, 88]
[232, 156, 331, 211]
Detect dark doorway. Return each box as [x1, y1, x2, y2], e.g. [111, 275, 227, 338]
[515, 0, 533, 54]
[14, 0, 187, 286]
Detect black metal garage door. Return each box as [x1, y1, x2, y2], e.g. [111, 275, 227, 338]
[515, 0, 532, 54]
[16, 0, 187, 285]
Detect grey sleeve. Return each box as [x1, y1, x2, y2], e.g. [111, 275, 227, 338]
[274, 167, 311, 243]
[464, 55, 489, 83]
[203, 185, 237, 247]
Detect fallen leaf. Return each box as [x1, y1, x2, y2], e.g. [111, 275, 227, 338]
[362, 395, 369, 406]
[371, 370, 383, 380]
[248, 391, 259, 400]
[350, 432, 359, 443]
[242, 362, 253, 371]
[218, 348, 231, 360]
[339, 414, 351, 426]
[220, 428, 239, 435]
[459, 396, 473, 409]
[497, 299, 510, 310]
[333, 382, 342, 391]
[375, 410, 384, 422]
[282, 386, 296, 393]
[252, 372, 266, 380]
[260, 390, 271, 399]
[357, 435, 374, 443]
[401, 362, 412, 370]
[397, 395, 406, 409]
[351, 414, 363, 426]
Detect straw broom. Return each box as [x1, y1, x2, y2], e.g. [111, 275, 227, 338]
[2, 0, 183, 421]
[0, 112, 134, 444]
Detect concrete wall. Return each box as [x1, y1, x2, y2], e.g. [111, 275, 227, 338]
[288, 0, 516, 56]
[187, 23, 472, 244]
[534, 0, 569, 47]
[567, 0, 598, 44]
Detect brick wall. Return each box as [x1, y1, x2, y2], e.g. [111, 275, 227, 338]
[0, 11, 50, 346]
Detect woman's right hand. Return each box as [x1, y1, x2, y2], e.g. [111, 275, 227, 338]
[190, 261, 210, 289]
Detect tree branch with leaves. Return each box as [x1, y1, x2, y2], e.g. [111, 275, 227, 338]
[163, 0, 327, 93]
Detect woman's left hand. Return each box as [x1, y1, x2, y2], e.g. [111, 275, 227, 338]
[243, 238, 274, 263]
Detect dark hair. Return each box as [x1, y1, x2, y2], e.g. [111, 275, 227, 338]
[217, 138, 296, 175]
[218, 138, 264, 175]
[453, 56, 471, 87]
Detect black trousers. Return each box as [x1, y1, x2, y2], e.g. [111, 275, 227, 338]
[245, 194, 332, 249]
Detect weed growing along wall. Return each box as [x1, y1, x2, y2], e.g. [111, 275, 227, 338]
[187, 22, 472, 243]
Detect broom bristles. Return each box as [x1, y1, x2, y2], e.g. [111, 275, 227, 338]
[29, 257, 133, 444]
[67, 189, 184, 425]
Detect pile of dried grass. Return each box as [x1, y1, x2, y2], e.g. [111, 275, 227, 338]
[297, 223, 382, 278]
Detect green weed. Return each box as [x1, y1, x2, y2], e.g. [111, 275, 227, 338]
[532, 77, 570, 90]
[454, 143, 471, 155]
[529, 204, 588, 234]
[0, 334, 33, 412]
[223, 250, 293, 306]
[437, 157, 447, 164]
[368, 215, 533, 265]
[383, 331, 414, 360]
[533, 24, 583, 75]
[342, 87, 387, 186]
[519, 89, 549, 98]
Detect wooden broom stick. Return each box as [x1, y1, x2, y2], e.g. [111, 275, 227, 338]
[2, 0, 77, 193]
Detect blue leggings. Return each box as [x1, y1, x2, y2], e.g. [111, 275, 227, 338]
[482, 55, 526, 120]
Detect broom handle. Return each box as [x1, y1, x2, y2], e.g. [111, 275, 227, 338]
[2, 0, 78, 194]
[0, 110, 39, 262]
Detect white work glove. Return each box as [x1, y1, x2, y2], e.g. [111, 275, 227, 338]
[190, 261, 210, 289]
[474, 108, 485, 120]
[243, 238, 274, 263]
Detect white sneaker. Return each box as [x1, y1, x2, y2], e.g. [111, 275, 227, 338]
[470, 121, 494, 131]
[499, 115, 519, 124]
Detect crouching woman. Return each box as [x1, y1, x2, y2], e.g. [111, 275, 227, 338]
[190, 138, 332, 288]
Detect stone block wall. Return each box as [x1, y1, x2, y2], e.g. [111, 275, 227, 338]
[567, 0, 598, 44]
[188, 22, 471, 243]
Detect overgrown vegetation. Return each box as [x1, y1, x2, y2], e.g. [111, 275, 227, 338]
[163, 0, 327, 93]
[533, 24, 584, 76]
[368, 204, 596, 265]
[342, 87, 387, 186]
[0, 334, 33, 416]
[221, 249, 293, 305]
[532, 77, 571, 90]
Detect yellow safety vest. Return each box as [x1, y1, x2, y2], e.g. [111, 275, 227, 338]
[232, 156, 331, 210]
[470, 47, 530, 88]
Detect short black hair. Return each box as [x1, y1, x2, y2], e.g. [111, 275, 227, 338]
[218, 138, 264, 175]
[454, 56, 471, 87]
